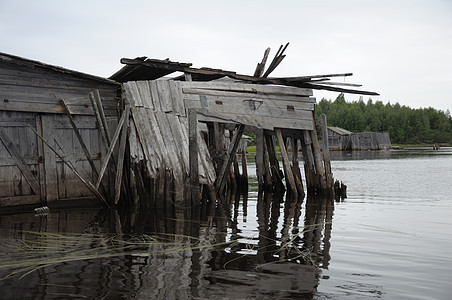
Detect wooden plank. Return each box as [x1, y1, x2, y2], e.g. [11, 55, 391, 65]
[169, 80, 185, 116]
[89, 91, 111, 148]
[60, 99, 100, 180]
[0, 195, 41, 207]
[215, 124, 246, 193]
[291, 138, 304, 197]
[41, 115, 59, 201]
[275, 128, 297, 198]
[180, 81, 313, 97]
[194, 108, 314, 131]
[114, 105, 130, 204]
[130, 107, 157, 175]
[0, 99, 95, 115]
[165, 114, 188, 174]
[255, 129, 265, 187]
[95, 108, 127, 189]
[35, 115, 46, 201]
[184, 95, 314, 120]
[148, 81, 162, 111]
[137, 80, 153, 109]
[28, 124, 109, 206]
[254, 47, 271, 77]
[128, 117, 144, 163]
[125, 81, 143, 107]
[0, 128, 41, 195]
[147, 111, 170, 167]
[154, 111, 183, 180]
[94, 90, 112, 145]
[155, 80, 172, 112]
[0, 157, 38, 166]
[188, 108, 200, 206]
[265, 133, 285, 192]
[182, 88, 316, 103]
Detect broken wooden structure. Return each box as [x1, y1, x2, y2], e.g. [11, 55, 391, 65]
[0, 46, 378, 212]
[0, 52, 120, 212]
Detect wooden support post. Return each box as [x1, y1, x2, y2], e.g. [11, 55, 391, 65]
[264, 133, 285, 192]
[291, 138, 305, 198]
[317, 114, 334, 195]
[255, 129, 265, 187]
[0, 128, 41, 195]
[240, 147, 248, 186]
[215, 124, 246, 194]
[188, 108, 200, 206]
[262, 140, 273, 189]
[275, 129, 298, 199]
[114, 105, 130, 204]
[300, 130, 317, 192]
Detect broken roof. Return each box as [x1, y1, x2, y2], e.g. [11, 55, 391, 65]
[110, 53, 379, 96]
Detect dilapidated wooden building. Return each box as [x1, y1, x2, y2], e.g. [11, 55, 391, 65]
[0, 46, 378, 212]
[0, 52, 120, 211]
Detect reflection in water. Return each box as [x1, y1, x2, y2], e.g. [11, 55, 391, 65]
[0, 189, 336, 299]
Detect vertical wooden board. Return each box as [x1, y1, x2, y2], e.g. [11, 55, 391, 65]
[130, 107, 157, 171]
[176, 116, 190, 174]
[125, 81, 144, 107]
[164, 114, 184, 173]
[198, 129, 216, 184]
[145, 110, 167, 167]
[137, 81, 154, 109]
[169, 81, 185, 116]
[154, 112, 183, 180]
[128, 117, 145, 163]
[41, 115, 58, 201]
[148, 81, 162, 111]
[36, 115, 46, 201]
[179, 115, 207, 181]
[155, 80, 172, 112]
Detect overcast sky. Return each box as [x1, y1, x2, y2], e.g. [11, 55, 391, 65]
[1, 0, 451, 112]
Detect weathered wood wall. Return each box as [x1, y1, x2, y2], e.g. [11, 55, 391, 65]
[0, 53, 120, 210]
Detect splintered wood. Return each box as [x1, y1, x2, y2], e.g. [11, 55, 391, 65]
[124, 80, 215, 207]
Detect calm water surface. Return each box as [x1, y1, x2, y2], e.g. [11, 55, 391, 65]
[0, 147, 451, 299]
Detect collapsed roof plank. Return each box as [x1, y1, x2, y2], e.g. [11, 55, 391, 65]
[110, 56, 379, 96]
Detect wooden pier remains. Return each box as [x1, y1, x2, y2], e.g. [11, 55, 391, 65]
[0, 48, 378, 212]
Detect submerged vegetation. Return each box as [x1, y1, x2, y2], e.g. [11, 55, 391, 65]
[0, 223, 324, 281]
[316, 94, 452, 145]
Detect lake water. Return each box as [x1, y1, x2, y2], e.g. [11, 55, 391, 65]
[0, 147, 451, 299]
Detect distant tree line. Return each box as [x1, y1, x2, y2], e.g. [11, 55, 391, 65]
[315, 94, 452, 144]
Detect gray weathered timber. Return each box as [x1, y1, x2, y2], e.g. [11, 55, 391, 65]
[28, 124, 109, 206]
[114, 105, 130, 204]
[180, 81, 313, 97]
[95, 108, 128, 189]
[0, 127, 40, 195]
[215, 124, 246, 193]
[188, 109, 200, 206]
[61, 99, 99, 180]
[275, 129, 297, 198]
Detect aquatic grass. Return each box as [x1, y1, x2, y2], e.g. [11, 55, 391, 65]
[0, 220, 328, 280]
[0, 230, 237, 281]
